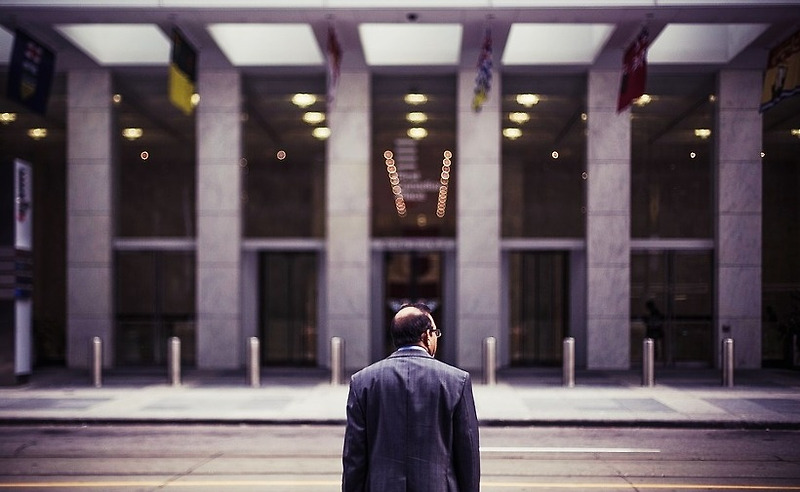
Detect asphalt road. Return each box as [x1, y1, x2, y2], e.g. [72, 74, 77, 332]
[0, 424, 798, 491]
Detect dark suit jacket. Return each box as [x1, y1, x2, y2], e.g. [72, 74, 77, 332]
[342, 346, 480, 492]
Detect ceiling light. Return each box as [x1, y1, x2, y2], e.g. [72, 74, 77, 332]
[27, 128, 47, 140]
[405, 93, 428, 105]
[508, 112, 530, 124]
[791, 129, 800, 138]
[302, 112, 326, 125]
[312, 127, 331, 140]
[634, 94, 652, 107]
[112, 94, 122, 104]
[407, 127, 428, 140]
[406, 112, 428, 123]
[503, 128, 522, 140]
[292, 93, 317, 108]
[122, 128, 143, 140]
[694, 128, 712, 139]
[516, 94, 539, 107]
[191, 93, 200, 107]
[0, 112, 16, 124]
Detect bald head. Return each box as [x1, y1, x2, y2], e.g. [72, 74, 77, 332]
[390, 303, 433, 348]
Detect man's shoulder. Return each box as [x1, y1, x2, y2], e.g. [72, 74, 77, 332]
[351, 354, 470, 382]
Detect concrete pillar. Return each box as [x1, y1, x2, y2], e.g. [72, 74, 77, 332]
[196, 70, 241, 369]
[325, 71, 371, 372]
[586, 69, 631, 369]
[66, 70, 113, 369]
[456, 69, 502, 371]
[715, 70, 762, 369]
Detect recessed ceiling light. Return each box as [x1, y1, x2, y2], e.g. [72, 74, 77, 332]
[634, 94, 652, 107]
[516, 94, 539, 107]
[406, 112, 428, 123]
[503, 128, 522, 140]
[694, 128, 712, 139]
[0, 112, 16, 124]
[292, 93, 317, 108]
[405, 93, 427, 105]
[312, 127, 331, 140]
[407, 127, 428, 140]
[302, 112, 326, 125]
[27, 128, 47, 140]
[508, 112, 530, 124]
[122, 128, 143, 140]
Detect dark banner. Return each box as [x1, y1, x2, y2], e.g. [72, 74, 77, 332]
[760, 29, 800, 113]
[6, 29, 55, 115]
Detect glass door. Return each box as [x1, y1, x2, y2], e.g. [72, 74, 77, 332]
[383, 251, 443, 358]
[631, 251, 713, 367]
[509, 252, 569, 366]
[258, 252, 318, 365]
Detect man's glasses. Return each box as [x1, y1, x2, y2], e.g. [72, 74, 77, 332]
[430, 329, 442, 338]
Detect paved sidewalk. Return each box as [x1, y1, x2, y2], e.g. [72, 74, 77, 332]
[0, 367, 798, 428]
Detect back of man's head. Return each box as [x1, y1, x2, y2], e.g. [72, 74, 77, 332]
[390, 303, 432, 348]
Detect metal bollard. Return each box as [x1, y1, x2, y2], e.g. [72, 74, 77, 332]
[248, 337, 260, 387]
[168, 336, 181, 386]
[92, 337, 102, 388]
[562, 337, 575, 388]
[483, 337, 497, 386]
[331, 336, 344, 386]
[642, 338, 655, 387]
[722, 338, 735, 387]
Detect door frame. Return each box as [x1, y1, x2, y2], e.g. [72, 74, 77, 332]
[371, 238, 456, 365]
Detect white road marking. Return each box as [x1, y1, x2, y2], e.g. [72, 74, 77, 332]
[481, 446, 661, 454]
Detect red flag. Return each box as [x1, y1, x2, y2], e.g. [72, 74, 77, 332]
[326, 25, 342, 108]
[617, 28, 649, 113]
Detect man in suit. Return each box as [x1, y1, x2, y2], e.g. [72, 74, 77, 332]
[342, 303, 480, 492]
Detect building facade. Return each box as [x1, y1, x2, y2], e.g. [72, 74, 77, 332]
[1, 1, 799, 375]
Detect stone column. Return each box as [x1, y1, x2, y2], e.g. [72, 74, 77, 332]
[196, 70, 241, 369]
[715, 70, 762, 369]
[586, 69, 631, 370]
[66, 70, 113, 369]
[456, 69, 502, 371]
[325, 71, 371, 372]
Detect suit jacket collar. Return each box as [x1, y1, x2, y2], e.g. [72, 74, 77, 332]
[389, 345, 432, 358]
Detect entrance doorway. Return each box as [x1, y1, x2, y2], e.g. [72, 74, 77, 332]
[258, 252, 318, 365]
[631, 250, 713, 367]
[380, 250, 450, 360]
[508, 251, 569, 366]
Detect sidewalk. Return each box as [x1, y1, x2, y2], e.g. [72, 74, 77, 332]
[0, 367, 799, 428]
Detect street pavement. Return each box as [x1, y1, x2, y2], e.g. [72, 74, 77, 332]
[0, 367, 798, 428]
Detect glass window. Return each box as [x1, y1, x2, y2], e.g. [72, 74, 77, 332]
[630, 251, 713, 367]
[242, 75, 326, 238]
[631, 74, 715, 239]
[509, 251, 568, 365]
[372, 75, 456, 237]
[762, 94, 800, 366]
[502, 74, 587, 238]
[0, 71, 67, 364]
[115, 251, 195, 366]
[259, 252, 318, 365]
[114, 69, 196, 237]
